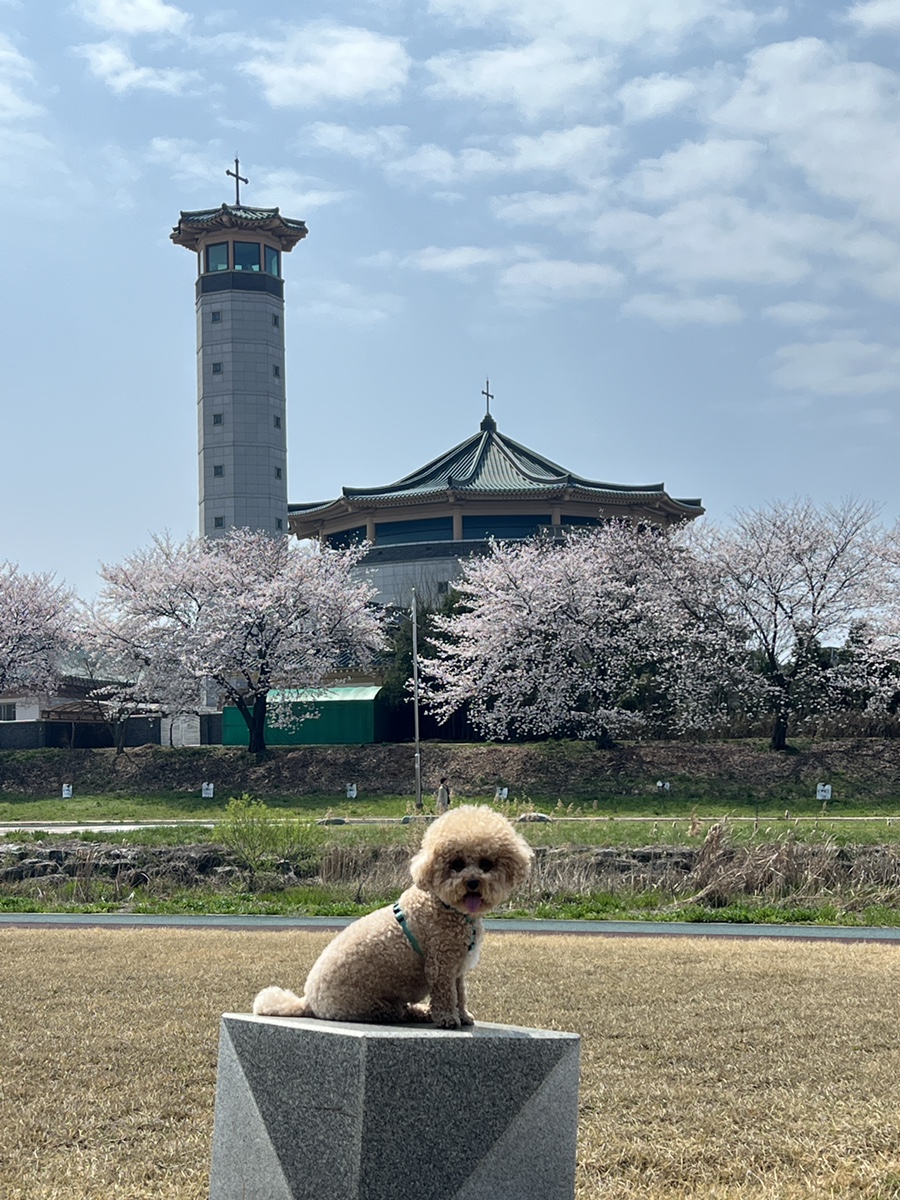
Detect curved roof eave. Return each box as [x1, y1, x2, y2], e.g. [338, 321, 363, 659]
[289, 489, 703, 523]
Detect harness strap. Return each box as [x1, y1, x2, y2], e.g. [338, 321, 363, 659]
[393, 902, 424, 957]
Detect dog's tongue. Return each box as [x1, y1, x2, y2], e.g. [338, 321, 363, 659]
[464, 894, 482, 914]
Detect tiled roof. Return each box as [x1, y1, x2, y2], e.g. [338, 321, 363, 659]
[170, 204, 308, 251]
[290, 415, 703, 516]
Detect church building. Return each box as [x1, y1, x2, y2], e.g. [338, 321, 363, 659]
[289, 401, 704, 607]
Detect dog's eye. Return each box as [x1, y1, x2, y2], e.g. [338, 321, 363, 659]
[450, 857, 466, 873]
[479, 858, 494, 873]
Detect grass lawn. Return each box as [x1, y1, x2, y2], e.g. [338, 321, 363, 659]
[2, 928, 900, 1198]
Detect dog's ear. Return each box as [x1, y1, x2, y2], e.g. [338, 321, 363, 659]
[499, 835, 534, 889]
[409, 845, 436, 891]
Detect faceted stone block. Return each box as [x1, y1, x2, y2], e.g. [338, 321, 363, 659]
[209, 1014, 581, 1200]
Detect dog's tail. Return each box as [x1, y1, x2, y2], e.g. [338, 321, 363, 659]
[252, 985, 313, 1017]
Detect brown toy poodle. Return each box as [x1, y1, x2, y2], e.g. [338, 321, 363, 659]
[252, 805, 533, 1029]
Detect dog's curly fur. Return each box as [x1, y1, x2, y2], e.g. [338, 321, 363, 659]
[252, 805, 533, 1029]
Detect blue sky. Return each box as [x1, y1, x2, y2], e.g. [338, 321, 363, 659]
[3, 0, 900, 598]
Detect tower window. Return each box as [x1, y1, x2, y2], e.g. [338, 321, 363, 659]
[272, 365, 280, 378]
[212, 362, 223, 375]
[275, 467, 282, 480]
[276, 518, 283, 531]
[233, 241, 261, 272]
[211, 310, 222, 323]
[213, 465, 224, 477]
[214, 516, 225, 529]
[213, 412, 223, 425]
[265, 246, 280, 277]
[273, 415, 281, 429]
[205, 243, 228, 272]
[272, 313, 280, 327]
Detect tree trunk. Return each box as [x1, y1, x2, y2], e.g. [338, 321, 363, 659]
[770, 711, 789, 752]
[234, 692, 269, 754]
[248, 693, 268, 755]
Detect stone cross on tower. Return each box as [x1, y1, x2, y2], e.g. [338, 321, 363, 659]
[226, 157, 248, 206]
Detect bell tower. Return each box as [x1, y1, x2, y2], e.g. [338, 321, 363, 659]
[171, 161, 307, 538]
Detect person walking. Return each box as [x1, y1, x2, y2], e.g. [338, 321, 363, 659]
[435, 777, 451, 815]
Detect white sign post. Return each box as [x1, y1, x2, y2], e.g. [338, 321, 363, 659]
[202, 782, 215, 799]
[346, 784, 358, 799]
[816, 783, 832, 802]
[61, 784, 73, 799]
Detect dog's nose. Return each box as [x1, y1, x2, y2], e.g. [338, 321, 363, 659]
[465, 878, 480, 892]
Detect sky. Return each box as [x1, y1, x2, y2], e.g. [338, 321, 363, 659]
[3, 0, 900, 598]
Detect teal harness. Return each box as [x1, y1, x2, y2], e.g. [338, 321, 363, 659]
[392, 901, 477, 956]
[392, 901, 424, 957]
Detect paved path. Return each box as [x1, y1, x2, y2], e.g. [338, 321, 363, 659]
[2, 912, 900, 942]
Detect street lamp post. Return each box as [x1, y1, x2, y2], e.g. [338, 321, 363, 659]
[411, 587, 423, 811]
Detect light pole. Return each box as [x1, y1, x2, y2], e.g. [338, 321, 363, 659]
[411, 587, 423, 811]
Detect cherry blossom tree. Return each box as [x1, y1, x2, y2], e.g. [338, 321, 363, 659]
[0, 563, 75, 696]
[420, 523, 714, 744]
[706, 497, 887, 750]
[95, 530, 384, 753]
[73, 615, 198, 754]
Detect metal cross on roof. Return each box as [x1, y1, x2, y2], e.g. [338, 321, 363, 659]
[481, 379, 494, 416]
[226, 156, 248, 206]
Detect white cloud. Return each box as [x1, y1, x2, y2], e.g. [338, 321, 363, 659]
[0, 34, 40, 122]
[148, 136, 218, 183]
[617, 73, 696, 121]
[711, 37, 900, 226]
[308, 123, 408, 162]
[241, 25, 410, 108]
[772, 338, 900, 396]
[425, 39, 612, 118]
[762, 301, 842, 326]
[77, 0, 189, 36]
[303, 280, 402, 324]
[311, 121, 616, 188]
[621, 137, 763, 203]
[591, 196, 833, 286]
[405, 245, 507, 274]
[491, 190, 598, 226]
[498, 257, 623, 300]
[427, 0, 768, 49]
[622, 292, 743, 324]
[846, 0, 900, 32]
[504, 126, 617, 181]
[250, 167, 349, 212]
[77, 40, 198, 94]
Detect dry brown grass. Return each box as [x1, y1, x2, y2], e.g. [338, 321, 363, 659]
[2, 930, 900, 1199]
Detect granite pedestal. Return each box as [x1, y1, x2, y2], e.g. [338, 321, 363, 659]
[209, 1014, 581, 1200]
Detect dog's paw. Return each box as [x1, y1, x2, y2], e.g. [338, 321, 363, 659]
[430, 1010, 463, 1030]
[459, 1009, 475, 1027]
[404, 1003, 433, 1023]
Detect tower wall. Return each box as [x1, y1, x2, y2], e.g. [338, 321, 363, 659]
[196, 279, 287, 537]
[171, 203, 307, 540]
